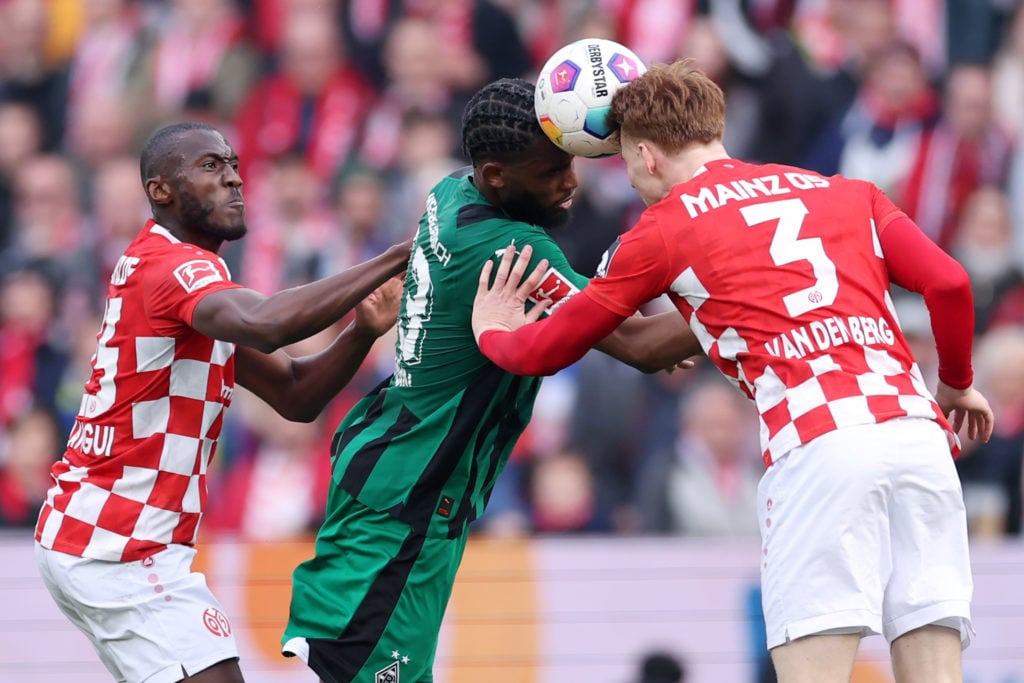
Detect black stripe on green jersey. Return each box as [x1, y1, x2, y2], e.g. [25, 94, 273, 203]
[396, 363, 508, 537]
[457, 203, 505, 228]
[332, 379, 388, 460]
[478, 383, 530, 509]
[305, 530, 426, 680]
[446, 374, 528, 536]
[339, 402, 421, 497]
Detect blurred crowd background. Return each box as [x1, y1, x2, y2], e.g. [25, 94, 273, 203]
[1, 0, 1023, 546]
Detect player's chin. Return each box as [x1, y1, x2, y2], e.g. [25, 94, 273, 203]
[212, 219, 248, 242]
[540, 206, 572, 230]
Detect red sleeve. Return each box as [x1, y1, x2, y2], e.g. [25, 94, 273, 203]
[879, 214, 974, 389]
[479, 292, 628, 376]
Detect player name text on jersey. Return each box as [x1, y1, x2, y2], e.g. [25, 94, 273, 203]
[66, 419, 115, 457]
[765, 314, 895, 360]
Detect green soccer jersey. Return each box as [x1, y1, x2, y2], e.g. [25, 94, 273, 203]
[331, 167, 589, 539]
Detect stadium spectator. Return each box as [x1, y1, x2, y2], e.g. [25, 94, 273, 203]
[0, 407, 62, 528]
[239, 151, 337, 294]
[356, 16, 459, 172]
[957, 325, 1024, 537]
[0, 0, 69, 150]
[234, 10, 373, 186]
[803, 40, 940, 196]
[991, 4, 1024, 142]
[899, 62, 1013, 251]
[0, 102, 43, 250]
[636, 379, 761, 537]
[630, 649, 687, 683]
[948, 186, 1023, 333]
[204, 364, 334, 541]
[0, 267, 66, 427]
[62, 0, 148, 150]
[137, 0, 259, 135]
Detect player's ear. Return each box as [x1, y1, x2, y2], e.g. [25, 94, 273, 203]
[639, 142, 657, 176]
[146, 177, 173, 206]
[479, 161, 506, 189]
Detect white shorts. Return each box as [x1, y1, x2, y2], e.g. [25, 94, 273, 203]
[35, 543, 239, 683]
[758, 417, 973, 649]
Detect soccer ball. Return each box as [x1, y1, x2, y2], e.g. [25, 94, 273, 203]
[534, 38, 647, 158]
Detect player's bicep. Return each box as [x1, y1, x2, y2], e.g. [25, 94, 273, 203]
[190, 287, 270, 344]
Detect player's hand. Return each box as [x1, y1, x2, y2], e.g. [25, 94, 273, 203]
[663, 358, 698, 374]
[935, 381, 994, 443]
[354, 274, 404, 338]
[472, 244, 550, 343]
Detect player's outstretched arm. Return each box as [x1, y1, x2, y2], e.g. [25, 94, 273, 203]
[595, 312, 702, 373]
[935, 381, 995, 444]
[192, 238, 413, 353]
[475, 245, 632, 375]
[235, 275, 404, 421]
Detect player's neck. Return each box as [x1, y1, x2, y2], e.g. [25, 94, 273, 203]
[679, 141, 731, 181]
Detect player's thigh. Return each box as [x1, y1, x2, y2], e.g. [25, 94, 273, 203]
[36, 542, 128, 680]
[37, 543, 239, 683]
[770, 632, 860, 683]
[883, 419, 972, 645]
[758, 423, 901, 647]
[285, 491, 468, 683]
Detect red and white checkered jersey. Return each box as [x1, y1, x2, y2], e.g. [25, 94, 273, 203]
[36, 221, 243, 561]
[586, 160, 955, 467]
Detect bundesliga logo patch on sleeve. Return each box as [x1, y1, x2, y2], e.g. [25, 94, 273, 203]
[527, 267, 579, 313]
[173, 260, 224, 293]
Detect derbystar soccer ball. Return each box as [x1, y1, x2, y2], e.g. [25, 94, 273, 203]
[535, 38, 647, 158]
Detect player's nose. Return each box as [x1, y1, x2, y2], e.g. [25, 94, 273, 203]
[561, 167, 579, 192]
[224, 164, 243, 187]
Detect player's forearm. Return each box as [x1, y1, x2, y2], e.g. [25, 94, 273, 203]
[478, 293, 625, 375]
[194, 241, 410, 353]
[881, 215, 974, 389]
[596, 310, 702, 373]
[282, 323, 381, 421]
[922, 267, 975, 390]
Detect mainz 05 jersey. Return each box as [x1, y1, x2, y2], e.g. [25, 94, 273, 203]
[332, 168, 589, 538]
[36, 221, 242, 561]
[586, 159, 954, 466]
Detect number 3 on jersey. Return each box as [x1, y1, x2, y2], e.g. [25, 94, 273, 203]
[740, 198, 838, 317]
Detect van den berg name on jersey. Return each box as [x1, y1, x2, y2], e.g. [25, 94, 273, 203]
[679, 172, 830, 219]
[767, 314, 896, 360]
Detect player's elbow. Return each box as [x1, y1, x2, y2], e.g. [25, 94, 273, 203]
[237, 315, 291, 354]
[272, 395, 321, 423]
[929, 259, 972, 301]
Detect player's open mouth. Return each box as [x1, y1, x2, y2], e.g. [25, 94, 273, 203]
[557, 194, 574, 209]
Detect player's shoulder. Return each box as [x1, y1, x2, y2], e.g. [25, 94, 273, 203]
[127, 223, 232, 285]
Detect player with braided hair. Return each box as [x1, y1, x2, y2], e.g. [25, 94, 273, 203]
[280, 78, 698, 683]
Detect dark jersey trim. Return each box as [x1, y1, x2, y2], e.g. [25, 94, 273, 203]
[339, 405, 420, 497]
[331, 384, 389, 459]
[476, 385, 533, 518]
[399, 364, 508, 534]
[445, 375, 527, 537]
[305, 530, 427, 682]
[457, 203, 505, 229]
